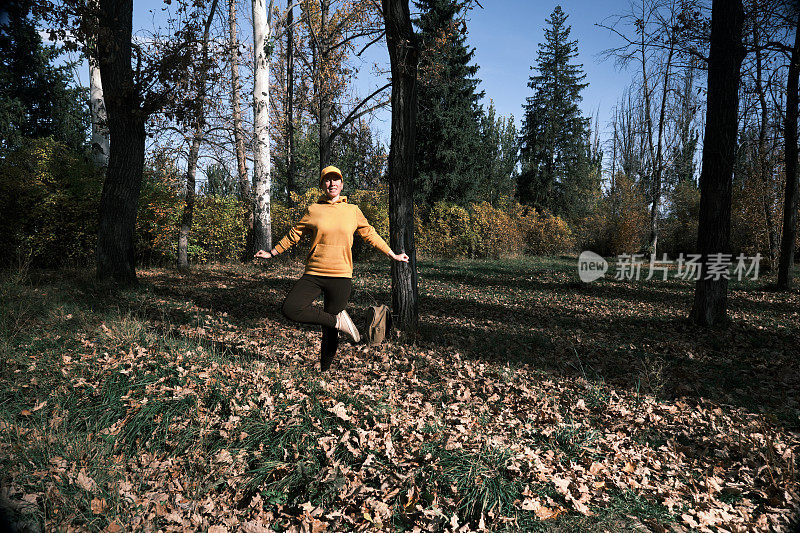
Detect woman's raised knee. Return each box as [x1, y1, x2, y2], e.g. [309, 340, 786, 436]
[281, 299, 302, 322]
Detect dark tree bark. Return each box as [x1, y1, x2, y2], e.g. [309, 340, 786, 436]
[95, 0, 146, 284]
[383, 0, 419, 332]
[690, 0, 746, 326]
[778, 8, 800, 289]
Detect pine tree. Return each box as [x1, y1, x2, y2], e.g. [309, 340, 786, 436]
[519, 5, 594, 221]
[0, 0, 88, 154]
[413, 0, 484, 206]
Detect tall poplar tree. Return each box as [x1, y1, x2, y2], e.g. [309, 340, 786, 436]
[413, 0, 483, 206]
[519, 5, 595, 221]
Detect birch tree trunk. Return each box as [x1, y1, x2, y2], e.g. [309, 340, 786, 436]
[178, 134, 201, 269]
[89, 59, 110, 168]
[286, 2, 296, 206]
[383, 0, 419, 332]
[318, 0, 332, 171]
[229, 0, 250, 203]
[690, 0, 745, 326]
[252, 0, 272, 251]
[648, 39, 674, 258]
[778, 10, 800, 290]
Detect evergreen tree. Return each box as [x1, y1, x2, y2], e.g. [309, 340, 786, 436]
[478, 102, 518, 204]
[413, 0, 484, 206]
[0, 0, 88, 154]
[202, 164, 239, 198]
[519, 5, 595, 221]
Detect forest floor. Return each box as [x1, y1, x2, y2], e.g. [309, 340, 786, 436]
[1, 256, 799, 532]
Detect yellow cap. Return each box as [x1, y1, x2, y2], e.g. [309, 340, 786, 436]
[320, 165, 343, 187]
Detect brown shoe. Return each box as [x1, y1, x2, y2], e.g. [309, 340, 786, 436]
[335, 310, 360, 343]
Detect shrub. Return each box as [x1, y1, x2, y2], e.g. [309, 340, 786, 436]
[349, 185, 390, 259]
[0, 137, 103, 267]
[137, 158, 248, 266]
[136, 161, 182, 265]
[415, 199, 574, 259]
[581, 173, 649, 256]
[417, 202, 473, 258]
[190, 196, 248, 263]
[469, 201, 523, 259]
[513, 204, 575, 255]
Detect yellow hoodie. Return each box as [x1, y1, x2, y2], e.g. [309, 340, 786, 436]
[273, 196, 392, 278]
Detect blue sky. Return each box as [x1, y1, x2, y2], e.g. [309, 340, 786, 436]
[121, 0, 640, 149]
[466, 1, 631, 137]
[346, 1, 638, 147]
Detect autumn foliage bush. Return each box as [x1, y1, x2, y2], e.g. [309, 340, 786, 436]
[0, 138, 103, 267]
[415, 198, 574, 259]
[137, 162, 248, 265]
[579, 173, 649, 256]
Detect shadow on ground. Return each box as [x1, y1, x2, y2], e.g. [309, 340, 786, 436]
[87, 258, 800, 426]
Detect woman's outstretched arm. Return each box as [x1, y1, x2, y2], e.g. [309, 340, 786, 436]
[254, 209, 312, 259]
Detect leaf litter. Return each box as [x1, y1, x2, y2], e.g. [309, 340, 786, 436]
[0, 258, 798, 531]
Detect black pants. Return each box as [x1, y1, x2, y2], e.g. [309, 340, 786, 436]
[281, 274, 352, 370]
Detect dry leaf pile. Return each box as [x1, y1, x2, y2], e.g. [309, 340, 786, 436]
[1, 258, 798, 532]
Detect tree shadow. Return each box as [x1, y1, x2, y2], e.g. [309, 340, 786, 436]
[94, 262, 799, 424]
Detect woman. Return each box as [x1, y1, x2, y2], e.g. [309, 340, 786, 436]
[255, 165, 409, 371]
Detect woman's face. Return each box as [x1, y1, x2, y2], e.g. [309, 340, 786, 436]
[323, 176, 343, 199]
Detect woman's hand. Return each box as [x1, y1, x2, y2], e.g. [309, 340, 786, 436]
[254, 249, 273, 259]
[389, 251, 409, 263]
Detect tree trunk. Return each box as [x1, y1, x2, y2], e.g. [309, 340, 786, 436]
[286, 2, 296, 206]
[179, 133, 201, 269]
[95, 0, 146, 284]
[318, 0, 332, 171]
[229, 0, 250, 203]
[252, 0, 272, 251]
[178, 0, 219, 270]
[755, 30, 779, 268]
[648, 38, 675, 258]
[383, 0, 419, 332]
[778, 10, 800, 289]
[690, 0, 745, 326]
[89, 59, 109, 168]
[640, 4, 656, 256]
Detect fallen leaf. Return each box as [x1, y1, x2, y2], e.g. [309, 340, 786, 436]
[552, 476, 571, 495]
[242, 522, 271, 533]
[76, 469, 97, 492]
[535, 505, 563, 519]
[520, 497, 541, 511]
[328, 402, 350, 421]
[91, 497, 107, 514]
